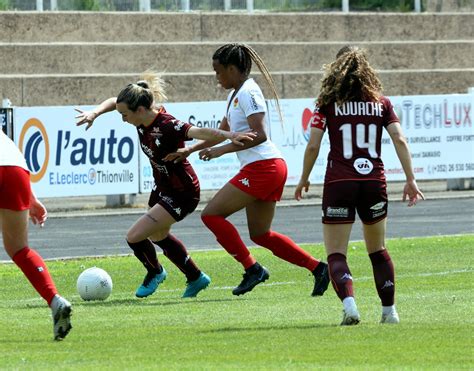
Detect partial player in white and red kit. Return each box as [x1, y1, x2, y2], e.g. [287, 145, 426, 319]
[167, 43, 330, 297]
[0, 130, 72, 340]
[76, 72, 255, 299]
[295, 46, 424, 325]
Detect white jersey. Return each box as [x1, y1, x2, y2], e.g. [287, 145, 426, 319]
[0, 130, 29, 170]
[226, 78, 282, 167]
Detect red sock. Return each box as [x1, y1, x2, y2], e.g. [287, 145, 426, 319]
[201, 215, 256, 269]
[12, 247, 58, 306]
[251, 230, 319, 271]
[327, 253, 354, 301]
[369, 249, 395, 306]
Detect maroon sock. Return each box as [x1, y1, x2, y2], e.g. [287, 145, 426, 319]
[127, 239, 162, 274]
[201, 215, 256, 269]
[369, 249, 395, 306]
[153, 234, 201, 282]
[327, 253, 354, 301]
[12, 247, 58, 305]
[251, 230, 319, 271]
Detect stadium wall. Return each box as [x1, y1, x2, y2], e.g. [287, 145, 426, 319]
[0, 12, 473, 106]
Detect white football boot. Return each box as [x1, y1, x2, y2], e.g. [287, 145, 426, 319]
[51, 295, 72, 340]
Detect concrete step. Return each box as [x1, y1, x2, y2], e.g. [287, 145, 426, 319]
[1, 12, 472, 42]
[1, 69, 473, 106]
[0, 41, 472, 74]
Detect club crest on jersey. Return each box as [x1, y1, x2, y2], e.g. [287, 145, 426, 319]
[233, 97, 239, 108]
[353, 158, 373, 175]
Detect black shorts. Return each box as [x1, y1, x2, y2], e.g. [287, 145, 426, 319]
[322, 180, 388, 225]
[148, 187, 200, 222]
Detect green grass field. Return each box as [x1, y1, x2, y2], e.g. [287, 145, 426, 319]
[0, 235, 472, 369]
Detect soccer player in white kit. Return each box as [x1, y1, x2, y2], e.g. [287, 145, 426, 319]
[167, 43, 330, 297]
[295, 46, 424, 325]
[0, 130, 72, 340]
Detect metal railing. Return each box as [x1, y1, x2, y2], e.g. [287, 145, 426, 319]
[0, 0, 434, 12]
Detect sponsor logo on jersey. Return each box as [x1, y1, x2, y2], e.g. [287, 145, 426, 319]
[19, 118, 50, 183]
[250, 94, 259, 111]
[370, 201, 386, 211]
[326, 207, 349, 217]
[353, 158, 373, 175]
[141, 143, 154, 158]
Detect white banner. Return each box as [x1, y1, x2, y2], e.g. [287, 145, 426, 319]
[267, 94, 474, 184]
[14, 106, 140, 197]
[138, 101, 242, 193]
[11, 93, 473, 198]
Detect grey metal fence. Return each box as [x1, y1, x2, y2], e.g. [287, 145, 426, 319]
[0, 0, 472, 12]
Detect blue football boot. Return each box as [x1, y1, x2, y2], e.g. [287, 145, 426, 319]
[135, 268, 167, 298]
[182, 272, 211, 298]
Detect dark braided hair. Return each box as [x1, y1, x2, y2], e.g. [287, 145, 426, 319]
[212, 43, 283, 123]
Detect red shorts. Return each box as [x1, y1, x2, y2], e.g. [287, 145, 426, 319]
[229, 158, 287, 202]
[322, 180, 388, 224]
[0, 166, 31, 211]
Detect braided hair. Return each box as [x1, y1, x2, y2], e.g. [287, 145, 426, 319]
[213, 43, 283, 123]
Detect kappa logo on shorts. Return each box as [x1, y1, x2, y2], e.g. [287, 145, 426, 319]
[326, 207, 349, 217]
[370, 201, 386, 211]
[173, 207, 182, 216]
[239, 178, 250, 187]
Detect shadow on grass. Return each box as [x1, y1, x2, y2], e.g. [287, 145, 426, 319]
[73, 297, 241, 307]
[203, 322, 337, 333]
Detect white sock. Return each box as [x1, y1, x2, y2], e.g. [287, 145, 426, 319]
[382, 305, 397, 315]
[343, 296, 357, 312]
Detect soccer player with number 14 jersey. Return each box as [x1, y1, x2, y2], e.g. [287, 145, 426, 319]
[295, 46, 424, 325]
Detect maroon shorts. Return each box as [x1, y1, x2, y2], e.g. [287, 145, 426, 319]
[0, 166, 31, 211]
[322, 180, 388, 224]
[229, 158, 287, 202]
[148, 187, 199, 222]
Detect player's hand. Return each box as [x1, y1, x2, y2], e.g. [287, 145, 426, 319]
[75, 108, 98, 131]
[29, 197, 48, 227]
[402, 179, 425, 207]
[163, 147, 191, 163]
[230, 131, 257, 146]
[199, 147, 224, 161]
[295, 179, 310, 201]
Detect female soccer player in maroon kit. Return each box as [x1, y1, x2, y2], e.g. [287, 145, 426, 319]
[0, 130, 72, 340]
[76, 72, 255, 299]
[295, 46, 424, 325]
[166, 44, 330, 297]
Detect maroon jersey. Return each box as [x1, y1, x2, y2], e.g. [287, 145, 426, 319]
[310, 96, 399, 184]
[137, 107, 199, 193]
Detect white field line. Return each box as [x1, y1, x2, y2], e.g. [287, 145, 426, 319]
[3, 268, 472, 305]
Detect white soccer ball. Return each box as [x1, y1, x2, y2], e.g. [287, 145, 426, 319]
[77, 267, 113, 301]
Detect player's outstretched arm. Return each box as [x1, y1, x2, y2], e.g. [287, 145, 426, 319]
[75, 97, 117, 130]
